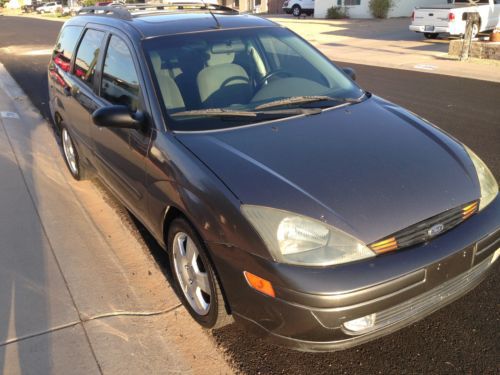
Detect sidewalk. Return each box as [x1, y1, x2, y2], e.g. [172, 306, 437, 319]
[267, 16, 500, 83]
[0, 64, 232, 374]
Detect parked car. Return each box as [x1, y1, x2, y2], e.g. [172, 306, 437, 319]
[48, 3, 499, 352]
[62, 5, 82, 16]
[21, 0, 43, 13]
[283, 0, 314, 17]
[410, 0, 500, 39]
[36, 1, 62, 13]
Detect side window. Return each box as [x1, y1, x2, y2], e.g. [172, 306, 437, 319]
[101, 36, 140, 112]
[74, 29, 105, 88]
[52, 26, 83, 72]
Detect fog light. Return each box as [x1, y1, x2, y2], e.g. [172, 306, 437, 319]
[343, 313, 376, 333]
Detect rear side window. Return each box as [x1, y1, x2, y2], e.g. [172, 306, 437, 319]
[74, 29, 105, 88]
[101, 35, 140, 112]
[52, 26, 83, 72]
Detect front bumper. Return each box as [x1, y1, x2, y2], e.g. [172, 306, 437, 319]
[209, 196, 499, 352]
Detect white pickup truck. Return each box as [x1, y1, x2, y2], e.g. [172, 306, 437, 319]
[410, 0, 500, 39]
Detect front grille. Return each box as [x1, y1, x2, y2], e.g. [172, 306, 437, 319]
[369, 201, 479, 254]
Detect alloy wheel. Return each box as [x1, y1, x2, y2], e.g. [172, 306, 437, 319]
[172, 232, 211, 315]
[62, 128, 78, 176]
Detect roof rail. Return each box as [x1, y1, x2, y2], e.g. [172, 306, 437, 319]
[77, 2, 238, 20]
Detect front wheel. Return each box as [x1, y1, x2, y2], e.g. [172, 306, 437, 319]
[168, 218, 232, 329]
[292, 5, 301, 17]
[424, 33, 439, 39]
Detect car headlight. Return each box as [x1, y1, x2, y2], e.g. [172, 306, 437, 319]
[464, 146, 498, 211]
[241, 205, 375, 266]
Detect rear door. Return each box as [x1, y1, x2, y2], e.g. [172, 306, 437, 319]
[61, 28, 106, 160]
[90, 33, 151, 218]
[49, 24, 83, 127]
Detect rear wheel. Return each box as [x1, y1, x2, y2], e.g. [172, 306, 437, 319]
[61, 126, 88, 181]
[424, 33, 439, 39]
[471, 22, 479, 39]
[168, 218, 232, 329]
[292, 5, 301, 17]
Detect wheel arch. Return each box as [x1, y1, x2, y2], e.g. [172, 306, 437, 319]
[461, 12, 482, 28]
[162, 205, 233, 315]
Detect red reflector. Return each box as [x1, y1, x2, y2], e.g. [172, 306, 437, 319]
[449, 13, 455, 21]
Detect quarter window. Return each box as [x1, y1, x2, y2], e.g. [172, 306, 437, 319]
[101, 36, 140, 112]
[52, 26, 83, 72]
[74, 29, 105, 87]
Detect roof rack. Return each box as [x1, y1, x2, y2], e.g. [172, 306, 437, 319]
[77, 2, 239, 20]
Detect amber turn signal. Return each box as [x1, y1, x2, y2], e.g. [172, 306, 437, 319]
[369, 237, 398, 254]
[462, 201, 478, 220]
[243, 271, 275, 298]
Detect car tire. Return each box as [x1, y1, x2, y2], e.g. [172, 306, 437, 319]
[471, 22, 479, 39]
[423, 33, 439, 39]
[61, 125, 88, 181]
[168, 217, 232, 329]
[292, 5, 301, 17]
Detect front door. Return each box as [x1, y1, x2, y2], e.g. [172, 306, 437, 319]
[90, 34, 151, 218]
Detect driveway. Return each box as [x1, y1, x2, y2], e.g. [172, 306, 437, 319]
[267, 16, 500, 82]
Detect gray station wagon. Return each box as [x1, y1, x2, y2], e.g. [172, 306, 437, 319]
[48, 3, 499, 352]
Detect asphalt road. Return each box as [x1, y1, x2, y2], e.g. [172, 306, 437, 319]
[0, 15, 499, 375]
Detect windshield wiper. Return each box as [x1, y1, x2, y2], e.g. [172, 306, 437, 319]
[254, 95, 364, 110]
[171, 107, 321, 118]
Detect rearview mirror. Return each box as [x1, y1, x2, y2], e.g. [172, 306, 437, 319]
[92, 105, 144, 129]
[342, 67, 357, 81]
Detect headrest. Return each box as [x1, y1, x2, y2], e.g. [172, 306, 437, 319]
[206, 51, 234, 66]
[149, 51, 162, 72]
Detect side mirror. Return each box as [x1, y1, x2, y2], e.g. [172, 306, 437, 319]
[92, 105, 144, 129]
[342, 67, 357, 81]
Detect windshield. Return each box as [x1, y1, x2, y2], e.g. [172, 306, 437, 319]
[144, 27, 365, 131]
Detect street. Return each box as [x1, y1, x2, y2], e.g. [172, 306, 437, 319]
[0, 15, 499, 375]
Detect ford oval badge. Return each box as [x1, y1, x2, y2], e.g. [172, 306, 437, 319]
[428, 223, 444, 237]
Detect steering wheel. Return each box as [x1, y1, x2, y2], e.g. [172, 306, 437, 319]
[258, 69, 292, 87]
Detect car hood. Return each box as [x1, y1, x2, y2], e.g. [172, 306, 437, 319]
[176, 97, 480, 244]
